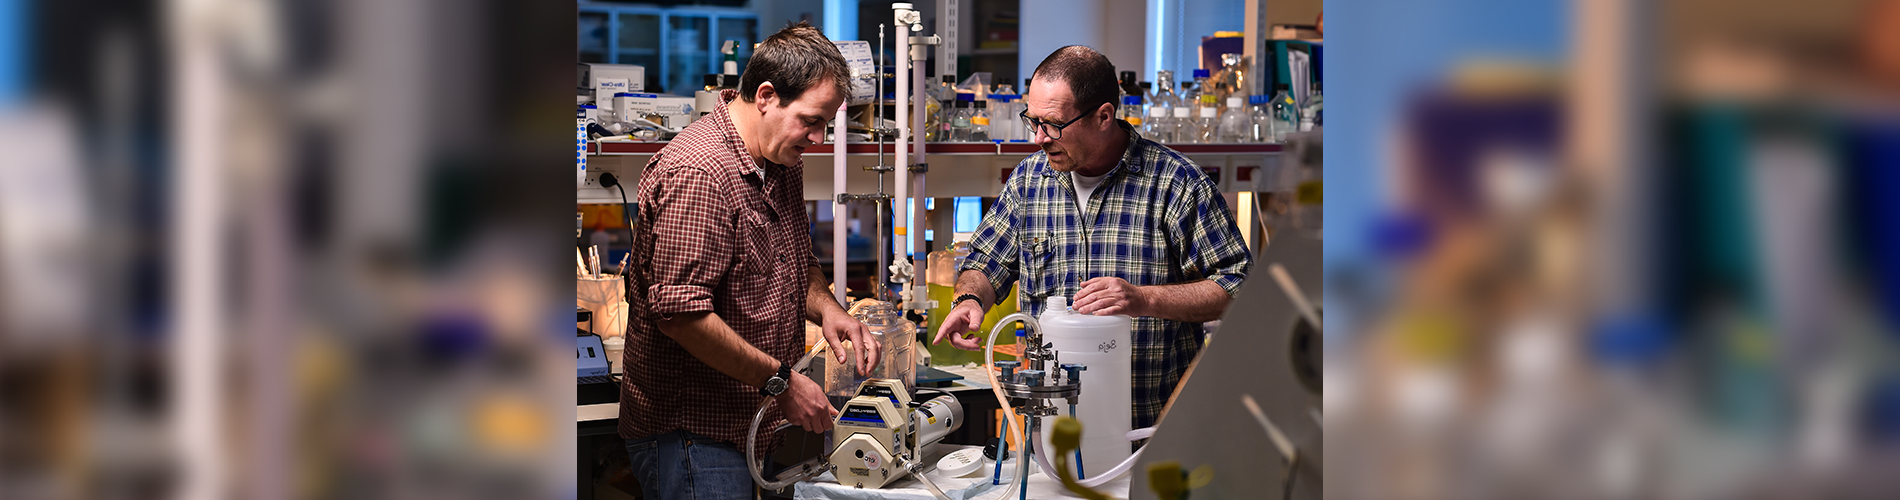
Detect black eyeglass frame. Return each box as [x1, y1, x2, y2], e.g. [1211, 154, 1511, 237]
[1019, 109, 1093, 140]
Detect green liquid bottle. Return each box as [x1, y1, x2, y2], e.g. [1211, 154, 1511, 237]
[922, 238, 1018, 366]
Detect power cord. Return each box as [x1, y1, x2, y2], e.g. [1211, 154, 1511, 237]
[596, 172, 638, 273]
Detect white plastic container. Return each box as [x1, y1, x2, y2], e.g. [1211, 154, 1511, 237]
[603, 336, 625, 374]
[1035, 296, 1132, 477]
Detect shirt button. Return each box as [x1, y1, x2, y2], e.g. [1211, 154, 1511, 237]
[778, 255, 786, 263]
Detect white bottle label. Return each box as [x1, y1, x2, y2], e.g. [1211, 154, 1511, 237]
[1200, 108, 1216, 118]
[1173, 108, 1190, 118]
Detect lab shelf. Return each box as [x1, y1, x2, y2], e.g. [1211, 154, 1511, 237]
[589, 140, 1280, 156]
[579, 141, 1282, 203]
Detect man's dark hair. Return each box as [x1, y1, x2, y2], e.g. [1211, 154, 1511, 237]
[739, 21, 852, 107]
[1030, 45, 1120, 117]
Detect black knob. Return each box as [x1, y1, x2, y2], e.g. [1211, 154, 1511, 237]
[982, 442, 1010, 461]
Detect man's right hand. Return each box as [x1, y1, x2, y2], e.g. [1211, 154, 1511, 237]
[775, 371, 836, 431]
[931, 300, 987, 351]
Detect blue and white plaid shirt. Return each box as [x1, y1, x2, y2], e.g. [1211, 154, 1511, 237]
[962, 122, 1254, 430]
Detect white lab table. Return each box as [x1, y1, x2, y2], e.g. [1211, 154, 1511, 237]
[791, 444, 1130, 500]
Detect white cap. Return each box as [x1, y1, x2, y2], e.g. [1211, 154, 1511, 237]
[937, 448, 986, 477]
[1228, 97, 1243, 108]
[1047, 296, 1069, 311]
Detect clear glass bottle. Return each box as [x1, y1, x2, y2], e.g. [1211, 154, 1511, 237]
[1189, 69, 1211, 106]
[922, 85, 944, 142]
[1171, 106, 1193, 143]
[992, 84, 1020, 142]
[1145, 71, 1177, 142]
[1194, 93, 1219, 144]
[1247, 95, 1272, 142]
[1217, 96, 1250, 143]
[1269, 83, 1300, 142]
[935, 76, 958, 141]
[1300, 82, 1323, 131]
[951, 93, 973, 142]
[1180, 78, 1201, 114]
[970, 98, 991, 142]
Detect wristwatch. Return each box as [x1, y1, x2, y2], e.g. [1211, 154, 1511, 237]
[953, 294, 983, 309]
[760, 361, 792, 397]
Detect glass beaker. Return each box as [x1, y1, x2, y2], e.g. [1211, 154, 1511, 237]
[825, 301, 918, 406]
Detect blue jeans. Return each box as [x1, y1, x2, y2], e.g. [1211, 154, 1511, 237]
[625, 430, 756, 500]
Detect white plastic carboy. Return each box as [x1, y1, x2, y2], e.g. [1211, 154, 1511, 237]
[1032, 296, 1132, 476]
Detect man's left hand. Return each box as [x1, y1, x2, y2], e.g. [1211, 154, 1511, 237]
[1073, 277, 1148, 316]
[821, 310, 879, 376]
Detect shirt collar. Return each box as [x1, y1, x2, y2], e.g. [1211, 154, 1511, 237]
[716, 89, 771, 180]
[1042, 120, 1146, 178]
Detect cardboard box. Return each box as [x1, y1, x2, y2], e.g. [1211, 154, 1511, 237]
[614, 92, 697, 116]
[586, 63, 645, 108]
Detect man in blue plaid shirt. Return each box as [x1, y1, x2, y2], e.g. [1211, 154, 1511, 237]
[931, 46, 1253, 431]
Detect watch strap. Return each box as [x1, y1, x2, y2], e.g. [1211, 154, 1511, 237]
[759, 361, 792, 397]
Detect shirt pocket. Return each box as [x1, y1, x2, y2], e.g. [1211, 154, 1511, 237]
[738, 210, 775, 277]
[1020, 236, 1053, 302]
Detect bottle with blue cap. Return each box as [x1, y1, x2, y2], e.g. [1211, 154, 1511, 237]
[987, 93, 1014, 142]
[1247, 95, 1272, 142]
[1118, 95, 1143, 129]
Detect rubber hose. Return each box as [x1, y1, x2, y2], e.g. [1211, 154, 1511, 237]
[746, 346, 827, 491]
[1030, 424, 1153, 489]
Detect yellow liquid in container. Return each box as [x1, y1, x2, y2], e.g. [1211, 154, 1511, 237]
[925, 282, 1019, 366]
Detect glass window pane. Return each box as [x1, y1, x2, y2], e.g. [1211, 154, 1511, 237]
[617, 13, 660, 51]
[579, 12, 610, 55]
[955, 197, 982, 232]
[614, 54, 660, 91]
[668, 16, 712, 95]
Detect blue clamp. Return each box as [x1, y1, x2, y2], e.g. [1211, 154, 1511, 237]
[1059, 363, 1087, 385]
[994, 360, 1021, 384]
[1017, 369, 1045, 386]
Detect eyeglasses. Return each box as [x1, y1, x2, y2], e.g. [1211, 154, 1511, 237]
[1020, 110, 1091, 141]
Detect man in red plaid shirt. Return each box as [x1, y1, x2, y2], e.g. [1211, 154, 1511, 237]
[619, 21, 879, 499]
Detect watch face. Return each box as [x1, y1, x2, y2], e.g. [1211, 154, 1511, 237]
[766, 377, 787, 395]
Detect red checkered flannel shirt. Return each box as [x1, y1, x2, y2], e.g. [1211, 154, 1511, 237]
[620, 90, 816, 454]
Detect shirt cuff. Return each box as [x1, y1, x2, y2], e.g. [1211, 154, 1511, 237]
[960, 258, 1011, 298]
[1211, 273, 1246, 298]
[647, 284, 715, 317]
